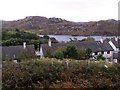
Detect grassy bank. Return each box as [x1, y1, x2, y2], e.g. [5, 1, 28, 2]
[2, 58, 120, 89]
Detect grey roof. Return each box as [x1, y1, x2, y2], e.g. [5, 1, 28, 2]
[111, 39, 120, 48]
[113, 51, 120, 60]
[41, 43, 67, 56]
[41, 41, 114, 57]
[97, 41, 114, 51]
[2, 45, 35, 60]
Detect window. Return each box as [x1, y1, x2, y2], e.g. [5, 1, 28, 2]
[107, 51, 110, 54]
[95, 52, 98, 55]
[101, 51, 104, 54]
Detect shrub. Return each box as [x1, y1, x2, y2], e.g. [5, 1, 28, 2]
[63, 45, 78, 59]
[43, 35, 49, 39]
[85, 48, 92, 59]
[2, 29, 58, 47]
[2, 59, 120, 89]
[81, 37, 95, 42]
[97, 54, 105, 60]
[69, 38, 80, 42]
[46, 48, 52, 58]
[77, 47, 86, 60]
[53, 46, 92, 60]
[19, 49, 30, 60]
[54, 50, 64, 60]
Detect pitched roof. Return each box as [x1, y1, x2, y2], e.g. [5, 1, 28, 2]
[2, 45, 35, 60]
[111, 38, 120, 48]
[41, 41, 114, 56]
[113, 51, 120, 60]
[97, 41, 114, 51]
[41, 43, 67, 56]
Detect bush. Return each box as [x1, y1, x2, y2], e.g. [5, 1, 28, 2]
[2, 59, 120, 89]
[85, 48, 92, 59]
[19, 49, 30, 60]
[2, 29, 58, 47]
[54, 50, 64, 60]
[43, 35, 49, 39]
[81, 37, 95, 42]
[63, 45, 78, 59]
[97, 54, 105, 60]
[46, 48, 52, 58]
[53, 46, 92, 60]
[77, 47, 86, 60]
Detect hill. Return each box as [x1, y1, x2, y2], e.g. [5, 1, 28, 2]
[2, 16, 119, 36]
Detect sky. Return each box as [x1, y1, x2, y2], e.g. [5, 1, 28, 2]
[0, 0, 119, 22]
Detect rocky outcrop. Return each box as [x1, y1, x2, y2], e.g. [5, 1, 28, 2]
[2, 16, 118, 36]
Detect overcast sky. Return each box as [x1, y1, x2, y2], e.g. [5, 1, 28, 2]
[0, 0, 119, 22]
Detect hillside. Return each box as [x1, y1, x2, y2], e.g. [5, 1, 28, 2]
[2, 16, 119, 36]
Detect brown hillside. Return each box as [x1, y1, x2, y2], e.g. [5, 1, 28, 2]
[2, 16, 119, 36]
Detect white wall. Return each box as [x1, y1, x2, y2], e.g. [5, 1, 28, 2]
[92, 51, 113, 59]
[92, 52, 101, 59]
[103, 51, 113, 59]
[113, 59, 118, 63]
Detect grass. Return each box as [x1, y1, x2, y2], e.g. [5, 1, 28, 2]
[2, 58, 120, 89]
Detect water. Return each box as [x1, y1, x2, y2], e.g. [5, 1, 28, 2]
[39, 35, 120, 42]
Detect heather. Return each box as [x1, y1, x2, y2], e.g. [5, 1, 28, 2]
[2, 58, 120, 89]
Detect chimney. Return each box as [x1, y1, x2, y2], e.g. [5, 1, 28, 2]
[100, 37, 103, 43]
[40, 46, 44, 59]
[115, 36, 118, 41]
[48, 38, 51, 47]
[23, 42, 26, 49]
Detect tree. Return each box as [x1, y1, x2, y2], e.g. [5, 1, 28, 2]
[2, 29, 58, 47]
[29, 40, 40, 50]
[81, 37, 95, 42]
[54, 50, 64, 60]
[69, 38, 80, 42]
[51, 38, 58, 43]
[77, 47, 86, 60]
[63, 45, 78, 59]
[85, 48, 92, 59]
[43, 35, 49, 39]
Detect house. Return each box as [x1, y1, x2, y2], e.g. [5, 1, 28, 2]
[40, 38, 114, 61]
[2, 42, 35, 61]
[108, 37, 120, 52]
[113, 51, 120, 63]
[105, 37, 120, 63]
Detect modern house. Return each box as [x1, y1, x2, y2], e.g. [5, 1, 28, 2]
[2, 42, 35, 61]
[40, 38, 114, 61]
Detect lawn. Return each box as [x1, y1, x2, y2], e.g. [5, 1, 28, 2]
[2, 58, 120, 89]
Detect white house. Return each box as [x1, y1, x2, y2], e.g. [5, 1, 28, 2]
[40, 39, 114, 61]
[108, 37, 120, 63]
[109, 37, 120, 52]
